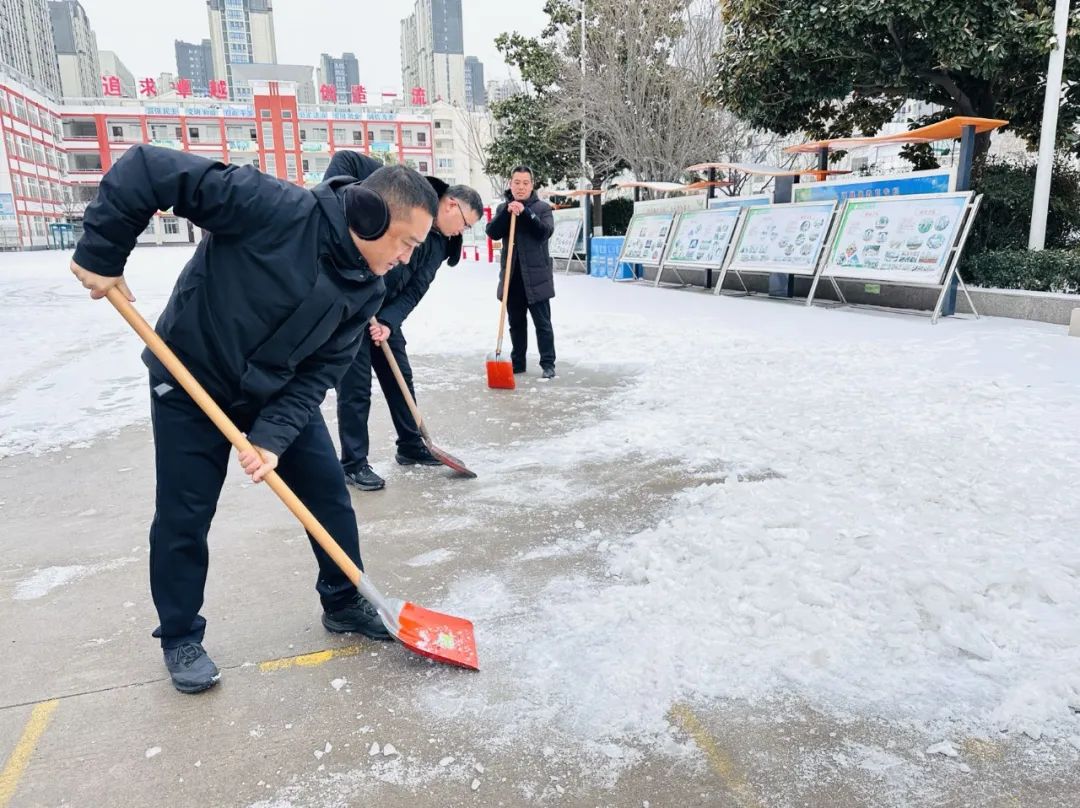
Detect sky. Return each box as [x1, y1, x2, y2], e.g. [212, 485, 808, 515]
[81, 0, 548, 91]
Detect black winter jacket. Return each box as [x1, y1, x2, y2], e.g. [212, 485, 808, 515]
[485, 190, 555, 304]
[73, 144, 385, 455]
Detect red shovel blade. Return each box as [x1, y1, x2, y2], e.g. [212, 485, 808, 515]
[395, 601, 479, 670]
[486, 353, 515, 390]
[428, 441, 478, 478]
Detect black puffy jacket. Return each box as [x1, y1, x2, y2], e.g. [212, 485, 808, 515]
[74, 145, 385, 455]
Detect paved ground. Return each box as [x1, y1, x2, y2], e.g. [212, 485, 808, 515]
[1, 352, 1078, 807]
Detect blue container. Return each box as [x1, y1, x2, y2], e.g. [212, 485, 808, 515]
[589, 236, 634, 278]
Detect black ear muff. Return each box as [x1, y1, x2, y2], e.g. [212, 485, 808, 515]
[343, 184, 390, 241]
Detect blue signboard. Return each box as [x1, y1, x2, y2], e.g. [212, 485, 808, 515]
[708, 193, 772, 210]
[0, 193, 14, 218]
[223, 105, 254, 117]
[370, 142, 392, 152]
[793, 169, 953, 203]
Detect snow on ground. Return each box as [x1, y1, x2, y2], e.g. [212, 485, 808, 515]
[4, 246, 1080, 757]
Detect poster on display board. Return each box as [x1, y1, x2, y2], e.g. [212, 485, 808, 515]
[549, 210, 584, 259]
[822, 192, 971, 286]
[663, 208, 741, 267]
[792, 168, 954, 203]
[727, 201, 837, 275]
[618, 213, 676, 264]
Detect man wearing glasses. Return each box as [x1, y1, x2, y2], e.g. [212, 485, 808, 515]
[324, 151, 484, 490]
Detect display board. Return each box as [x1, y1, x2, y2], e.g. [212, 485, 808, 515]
[663, 208, 741, 268]
[727, 201, 837, 275]
[618, 213, 676, 264]
[548, 214, 583, 259]
[821, 192, 971, 286]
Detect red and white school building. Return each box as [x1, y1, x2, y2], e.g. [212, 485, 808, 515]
[0, 73, 438, 250]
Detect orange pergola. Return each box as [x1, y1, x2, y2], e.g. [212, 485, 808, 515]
[783, 116, 1009, 156]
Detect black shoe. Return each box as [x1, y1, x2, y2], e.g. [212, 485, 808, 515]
[344, 464, 385, 491]
[322, 597, 393, 641]
[163, 642, 220, 694]
[513, 366, 526, 375]
[542, 366, 556, 379]
[395, 444, 442, 466]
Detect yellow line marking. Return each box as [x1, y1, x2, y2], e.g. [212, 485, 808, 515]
[0, 699, 59, 808]
[259, 645, 364, 672]
[670, 703, 762, 808]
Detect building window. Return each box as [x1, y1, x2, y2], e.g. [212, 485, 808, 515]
[417, 132, 427, 145]
[260, 110, 271, 119]
[163, 217, 180, 235]
[111, 125, 124, 140]
[285, 154, 298, 179]
[283, 125, 295, 149]
[264, 154, 277, 176]
[379, 129, 394, 142]
[189, 127, 200, 142]
[437, 158, 453, 169]
[352, 130, 363, 144]
[249, 127, 257, 140]
[260, 122, 274, 148]
[312, 127, 328, 142]
[12, 98, 26, 120]
[282, 110, 292, 118]
[27, 178, 39, 199]
[302, 158, 309, 173]
[19, 138, 32, 161]
[333, 128, 345, 142]
[418, 161, 429, 173]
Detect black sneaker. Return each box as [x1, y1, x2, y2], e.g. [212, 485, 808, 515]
[542, 366, 556, 380]
[344, 464, 385, 491]
[395, 444, 442, 467]
[163, 643, 220, 694]
[322, 597, 393, 641]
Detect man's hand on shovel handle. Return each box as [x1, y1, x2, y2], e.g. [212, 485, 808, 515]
[507, 201, 524, 216]
[238, 445, 278, 483]
[369, 321, 391, 345]
[70, 260, 135, 301]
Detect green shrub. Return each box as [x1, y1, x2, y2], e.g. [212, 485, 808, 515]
[963, 248, 1080, 294]
[601, 198, 634, 236]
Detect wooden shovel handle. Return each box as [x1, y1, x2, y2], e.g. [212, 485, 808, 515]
[370, 316, 426, 438]
[106, 286, 363, 587]
[495, 213, 517, 356]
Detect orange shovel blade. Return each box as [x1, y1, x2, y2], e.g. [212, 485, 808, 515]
[486, 354, 515, 390]
[396, 602, 479, 670]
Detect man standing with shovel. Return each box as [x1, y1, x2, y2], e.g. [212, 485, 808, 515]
[485, 165, 557, 379]
[324, 151, 484, 491]
[69, 144, 437, 693]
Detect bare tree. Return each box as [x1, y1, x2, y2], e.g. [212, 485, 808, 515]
[554, 0, 749, 184]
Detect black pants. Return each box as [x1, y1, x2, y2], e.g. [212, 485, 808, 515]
[507, 265, 555, 371]
[336, 329, 423, 473]
[148, 376, 364, 649]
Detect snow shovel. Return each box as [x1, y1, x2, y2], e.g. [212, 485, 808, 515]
[106, 287, 479, 671]
[370, 316, 476, 478]
[486, 212, 517, 389]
